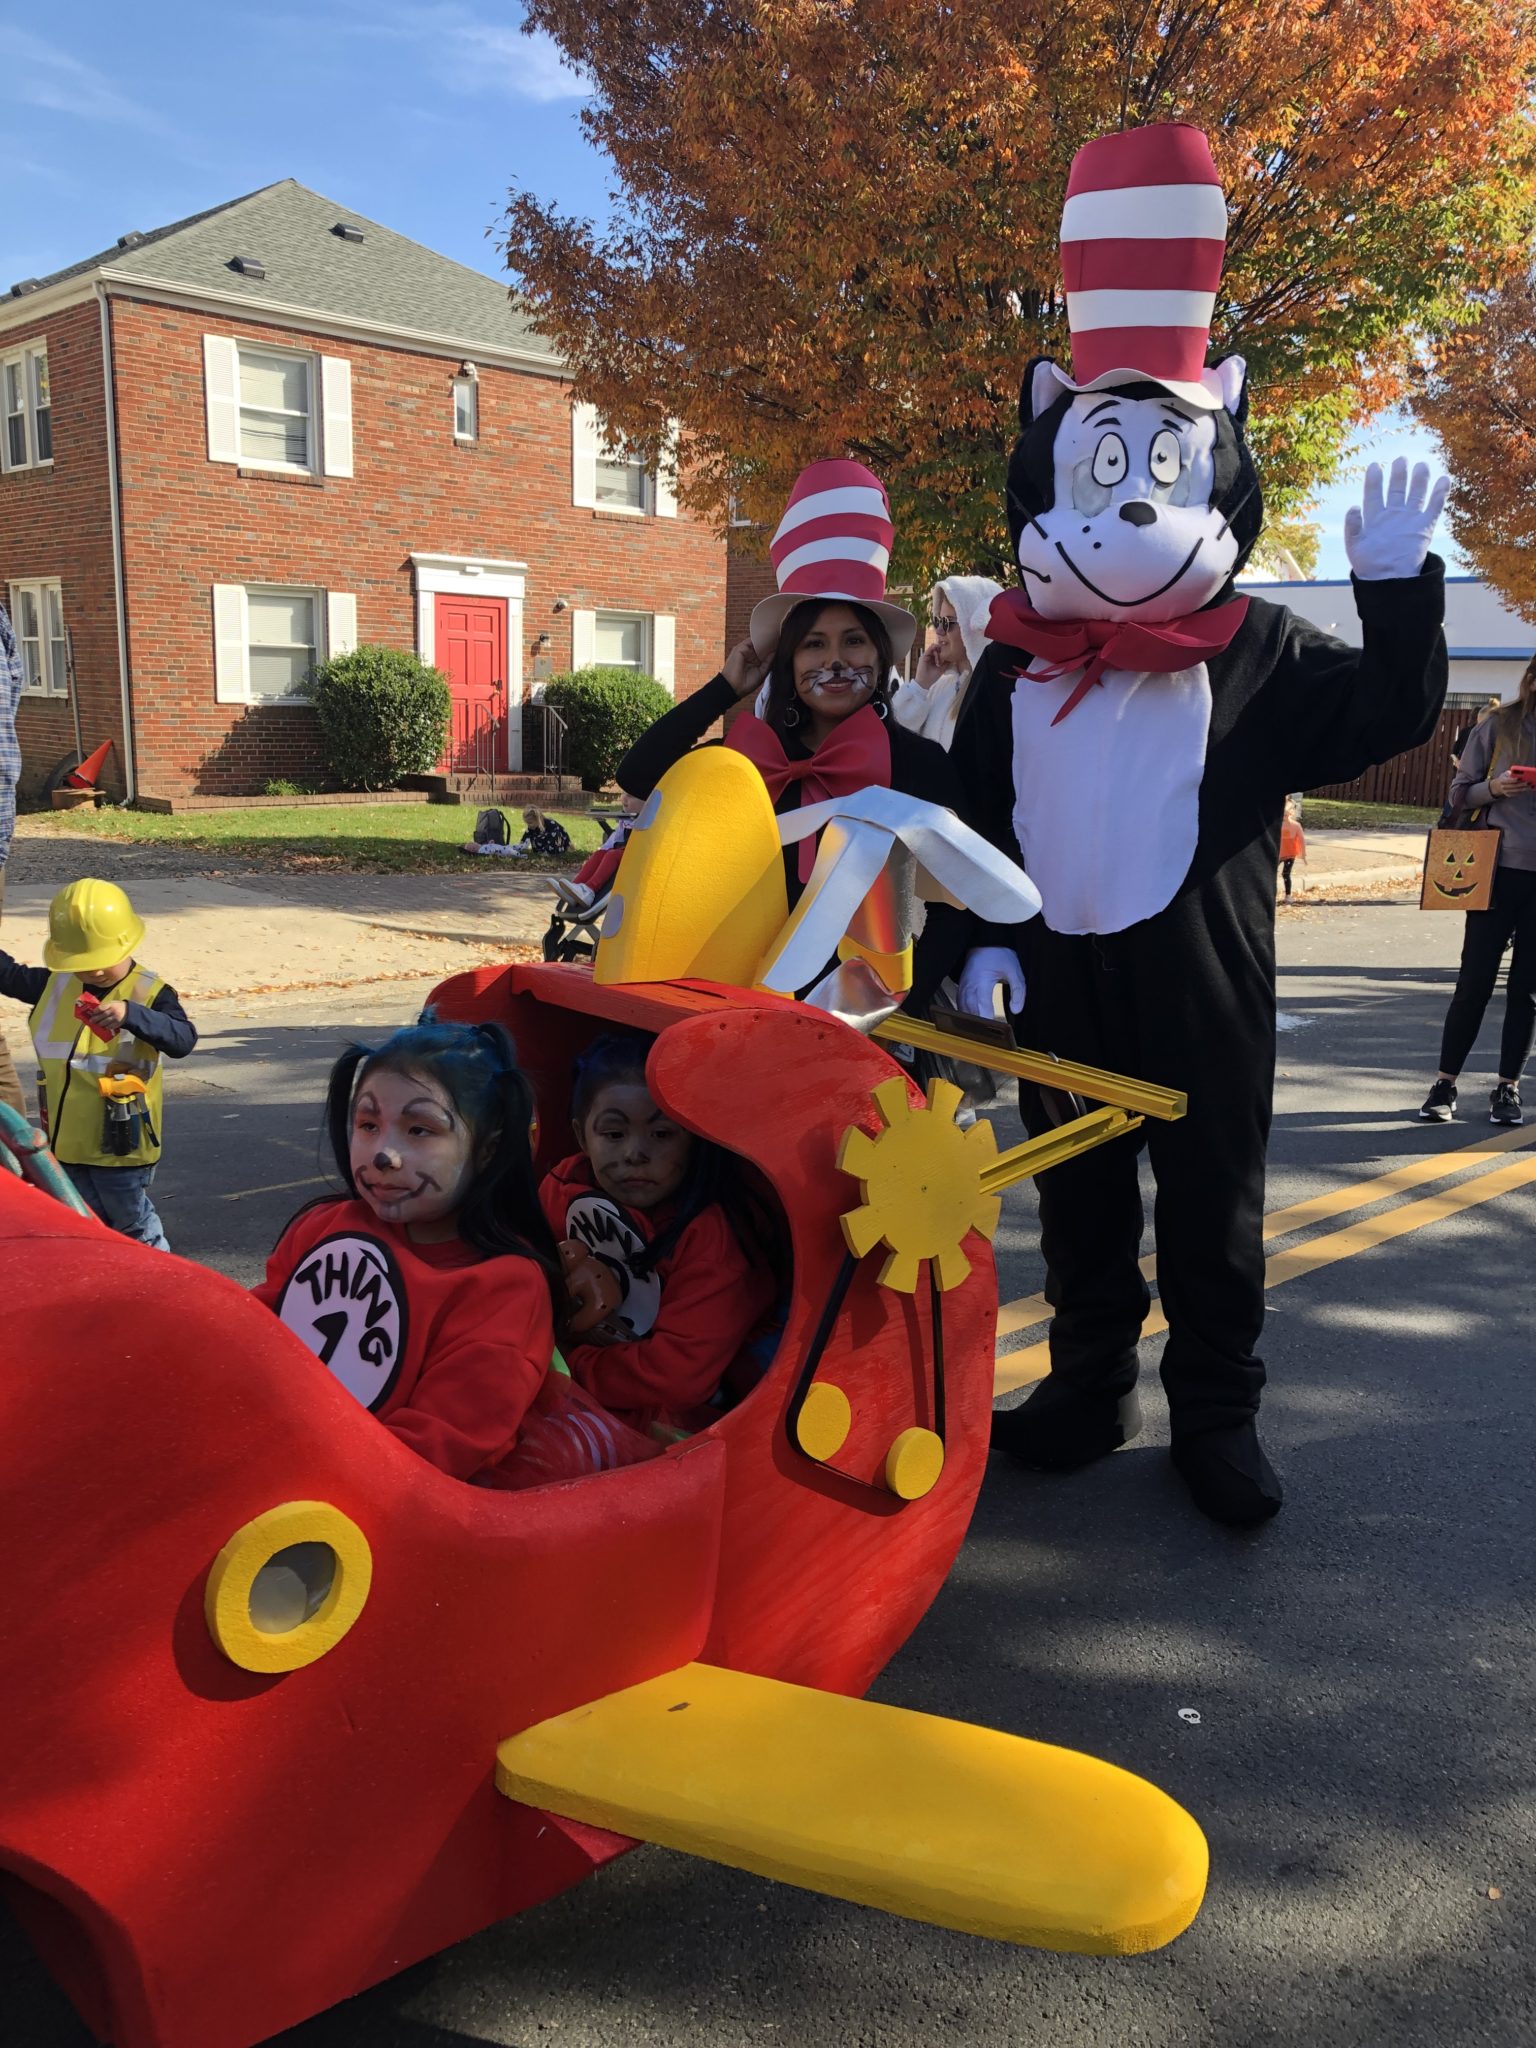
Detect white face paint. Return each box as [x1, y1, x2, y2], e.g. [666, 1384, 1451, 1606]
[350, 1067, 475, 1242]
[1016, 392, 1241, 624]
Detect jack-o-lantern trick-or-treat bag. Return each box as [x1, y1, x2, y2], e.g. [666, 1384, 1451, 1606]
[1420, 824, 1500, 912]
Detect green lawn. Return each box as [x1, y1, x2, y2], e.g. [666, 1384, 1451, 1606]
[1303, 799, 1437, 831]
[19, 792, 1432, 874]
[18, 802, 604, 873]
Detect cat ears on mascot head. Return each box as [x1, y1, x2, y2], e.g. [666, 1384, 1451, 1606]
[1022, 123, 1249, 427]
[1019, 353, 1249, 430]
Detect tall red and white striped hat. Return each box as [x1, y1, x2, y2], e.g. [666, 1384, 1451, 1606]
[1058, 123, 1229, 411]
[749, 459, 917, 659]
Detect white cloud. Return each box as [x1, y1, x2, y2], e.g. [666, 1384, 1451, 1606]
[346, 4, 592, 103]
[7, 29, 174, 136]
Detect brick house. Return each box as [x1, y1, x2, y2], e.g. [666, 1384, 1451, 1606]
[0, 180, 726, 801]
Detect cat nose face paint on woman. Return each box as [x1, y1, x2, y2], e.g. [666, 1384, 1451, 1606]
[791, 604, 879, 720]
[350, 1068, 476, 1241]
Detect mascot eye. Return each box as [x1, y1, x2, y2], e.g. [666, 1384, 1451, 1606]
[1091, 433, 1128, 487]
[1149, 428, 1183, 485]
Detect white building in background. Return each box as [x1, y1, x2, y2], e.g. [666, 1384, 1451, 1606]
[1238, 575, 1534, 700]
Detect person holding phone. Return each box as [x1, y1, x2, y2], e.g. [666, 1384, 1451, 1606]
[1420, 654, 1536, 1126]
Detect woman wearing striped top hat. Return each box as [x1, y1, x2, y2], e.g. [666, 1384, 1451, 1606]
[617, 460, 967, 1005]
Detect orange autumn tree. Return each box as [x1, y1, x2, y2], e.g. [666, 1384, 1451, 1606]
[1412, 269, 1536, 624]
[503, 0, 1536, 582]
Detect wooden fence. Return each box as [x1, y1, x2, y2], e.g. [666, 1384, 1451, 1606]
[1308, 700, 1480, 809]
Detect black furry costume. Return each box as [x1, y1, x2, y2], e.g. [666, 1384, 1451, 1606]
[949, 366, 1448, 1525]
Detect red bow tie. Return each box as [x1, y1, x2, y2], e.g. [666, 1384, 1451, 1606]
[987, 589, 1251, 725]
[726, 705, 892, 881]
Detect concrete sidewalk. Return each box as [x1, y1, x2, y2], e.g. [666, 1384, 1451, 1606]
[1287, 826, 1425, 897]
[0, 825, 1426, 1077]
[0, 869, 555, 999]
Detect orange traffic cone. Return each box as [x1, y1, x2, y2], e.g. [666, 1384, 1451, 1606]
[66, 741, 114, 789]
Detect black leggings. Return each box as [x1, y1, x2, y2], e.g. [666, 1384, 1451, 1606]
[1437, 864, 1536, 1081]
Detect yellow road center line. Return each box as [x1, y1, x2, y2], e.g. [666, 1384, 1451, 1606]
[219, 1174, 328, 1202]
[994, 1139, 1536, 1396]
[995, 1124, 1536, 1339]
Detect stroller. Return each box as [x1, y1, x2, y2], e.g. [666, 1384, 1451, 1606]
[541, 877, 610, 965]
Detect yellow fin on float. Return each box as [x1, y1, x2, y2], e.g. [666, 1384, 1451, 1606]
[495, 1661, 1208, 1955]
[592, 750, 788, 987]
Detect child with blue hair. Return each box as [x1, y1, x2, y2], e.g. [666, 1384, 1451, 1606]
[254, 1015, 656, 1489]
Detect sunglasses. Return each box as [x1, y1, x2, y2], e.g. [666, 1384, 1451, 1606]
[929, 616, 957, 633]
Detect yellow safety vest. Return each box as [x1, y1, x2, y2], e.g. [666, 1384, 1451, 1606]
[30, 965, 167, 1168]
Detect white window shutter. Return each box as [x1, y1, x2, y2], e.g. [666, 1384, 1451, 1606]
[571, 608, 596, 670]
[204, 335, 240, 464]
[651, 613, 676, 693]
[571, 402, 600, 508]
[320, 356, 353, 477]
[327, 591, 358, 658]
[212, 584, 249, 703]
[655, 420, 680, 517]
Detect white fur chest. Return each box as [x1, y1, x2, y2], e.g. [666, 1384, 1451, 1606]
[1008, 660, 1212, 934]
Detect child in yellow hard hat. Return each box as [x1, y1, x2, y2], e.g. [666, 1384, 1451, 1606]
[0, 878, 197, 1249]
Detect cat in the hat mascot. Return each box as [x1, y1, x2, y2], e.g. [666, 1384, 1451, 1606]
[950, 124, 1449, 1527]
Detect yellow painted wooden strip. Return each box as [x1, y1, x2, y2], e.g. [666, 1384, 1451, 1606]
[996, 1124, 1536, 1341]
[497, 1662, 1207, 1955]
[995, 1137, 1536, 1396]
[979, 1109, 1143, 1196]
[871, 1017, 1186, 1121]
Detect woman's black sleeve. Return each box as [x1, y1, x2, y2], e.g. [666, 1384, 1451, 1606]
[889, 727, 969, 1014]
[617, 674, 739, 797]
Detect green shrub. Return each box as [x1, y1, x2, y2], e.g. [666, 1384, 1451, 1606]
[263, 777, 302, 798]
[542, 667, 673, 790]
[309, 645, 452, 792]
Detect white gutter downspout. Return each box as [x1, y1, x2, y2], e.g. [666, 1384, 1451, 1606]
[95, 282, 137, 799]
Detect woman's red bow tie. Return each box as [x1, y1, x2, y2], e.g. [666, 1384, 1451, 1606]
[987, 589, 1251, 724]
[726, 707, 892, 881]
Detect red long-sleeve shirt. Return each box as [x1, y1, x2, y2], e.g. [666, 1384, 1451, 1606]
[254, 1198, 655, 1487]
[540, 1156, 778, 1432]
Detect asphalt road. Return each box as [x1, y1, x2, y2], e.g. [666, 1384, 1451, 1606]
[6, 895, 1534, 2048]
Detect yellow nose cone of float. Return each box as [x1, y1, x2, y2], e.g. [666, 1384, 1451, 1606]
[593, 750, 789, 987]
[497, 1662, 1208, 1956]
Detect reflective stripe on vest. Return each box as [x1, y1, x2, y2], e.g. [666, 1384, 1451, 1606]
[30, 966, 167, 1167]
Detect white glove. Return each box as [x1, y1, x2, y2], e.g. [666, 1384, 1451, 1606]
[957, 946, 1025, 1019]
[1343, 458, 1450, 581]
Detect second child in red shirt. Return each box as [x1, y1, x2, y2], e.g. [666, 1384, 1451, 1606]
[541, 1033, 782, 1435]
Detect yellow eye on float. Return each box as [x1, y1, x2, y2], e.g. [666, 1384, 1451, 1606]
[205, 1501, 373, 1674]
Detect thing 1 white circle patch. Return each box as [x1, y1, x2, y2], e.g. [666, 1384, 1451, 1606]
[563, 1193, 663, 1339]
[276, 1232, 409, 1411]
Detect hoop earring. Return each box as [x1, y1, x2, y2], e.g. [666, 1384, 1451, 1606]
[781, 701, 802, 729]
[872, 692, 890, 721]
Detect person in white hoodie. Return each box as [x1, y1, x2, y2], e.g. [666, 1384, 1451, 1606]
[891, 575, 1002, 750]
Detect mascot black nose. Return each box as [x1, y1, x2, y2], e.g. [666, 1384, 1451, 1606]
[1118, 501, 1157, 526]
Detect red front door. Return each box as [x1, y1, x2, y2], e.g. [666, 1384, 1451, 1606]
[436, 595, 508, 774]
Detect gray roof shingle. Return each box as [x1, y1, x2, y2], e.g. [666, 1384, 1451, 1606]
[10, 179, 558, 365]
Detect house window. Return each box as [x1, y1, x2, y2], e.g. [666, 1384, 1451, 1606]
[1, 342, 52, 472]
[247, 588, 319, 699]
[595, 439, 650, 512]
[453, 374, 478, 441]
[238, 348, 314, 470]
[9, 579, 67, 695]
[593, 611, 650, 669]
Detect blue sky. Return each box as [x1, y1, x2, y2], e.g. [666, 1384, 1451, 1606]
[4, 1, 1462, 578]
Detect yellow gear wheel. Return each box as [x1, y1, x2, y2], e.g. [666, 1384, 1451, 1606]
[836, 1075, 1001, 1293]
